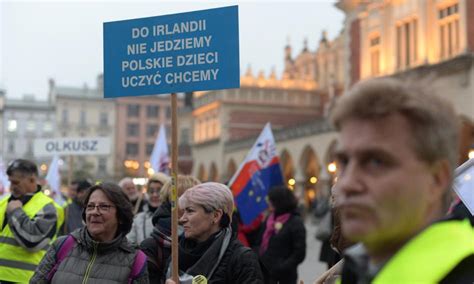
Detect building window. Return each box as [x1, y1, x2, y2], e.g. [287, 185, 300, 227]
[126, 143, 139, 156]
[165, 106, 172, 119]
[8, 140, 14, 152]
[146, 143, 154, 155]
[26, 120, 36, 132]
[99, 112, 108, 126]
[80, 110, 87, 126]
[7, 120, 17, 132]
[127, 104, 140, 117]
[43, 122, 53, 132]
[369, 35, 381, 76]
[438, 3, 460, 60]
[146, 124, 158, 137]
[396, 18, 417, 70]
[181, 128, 190, 144]
[98, 157, 107, 172]
[62, 109, 68, 124]
[127, 123, 139, 136]
[146, 105, 159, 118]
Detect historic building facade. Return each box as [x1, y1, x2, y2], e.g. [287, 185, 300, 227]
[49, 75, 116, 180]
[337, 0, 474, 162]
[189, 0, 474, 207]
[1, 95, 55, 174]
[114, 95, 181, 178]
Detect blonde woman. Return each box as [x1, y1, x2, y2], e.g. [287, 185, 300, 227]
[140, 175, 200, 283]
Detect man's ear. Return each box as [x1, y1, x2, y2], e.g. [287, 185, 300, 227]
[429, 159, 452, 203]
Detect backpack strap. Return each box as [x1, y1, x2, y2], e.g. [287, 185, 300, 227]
[47, 235, 76, 281]
[128, 249, 147, 284]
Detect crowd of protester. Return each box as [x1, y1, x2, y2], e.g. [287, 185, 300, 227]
[0, 77, 473, 284]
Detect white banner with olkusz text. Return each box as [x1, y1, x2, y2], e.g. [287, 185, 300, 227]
[34, 137, 111, 157]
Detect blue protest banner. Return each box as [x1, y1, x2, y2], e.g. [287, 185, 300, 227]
[103, 6, 239, 98]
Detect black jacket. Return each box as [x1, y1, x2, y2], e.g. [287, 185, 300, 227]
[209, 236, 264, 283]
[258, 213, 306, 284]
[160, 228, 263, 284]
[140, 202, 173, 283]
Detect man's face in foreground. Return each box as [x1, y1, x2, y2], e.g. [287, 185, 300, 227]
[334, 114, 441, 249]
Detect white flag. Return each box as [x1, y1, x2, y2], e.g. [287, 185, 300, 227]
[46, 155, 65, 205]
[150, 124, 170, 175]
[453, 158, 474, 216]
[0, 157, 10, 198]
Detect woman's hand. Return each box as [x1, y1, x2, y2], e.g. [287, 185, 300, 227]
[165, 279, 176, 284]
[313, 259, 343, 284]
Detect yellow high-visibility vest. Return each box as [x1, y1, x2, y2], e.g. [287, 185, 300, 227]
[0, 191, 64, 283]
[373, 219, 474, 283]
[337, 220, 474, 284]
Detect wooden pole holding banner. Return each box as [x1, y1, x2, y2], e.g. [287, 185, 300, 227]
[171, 93, 179, 283]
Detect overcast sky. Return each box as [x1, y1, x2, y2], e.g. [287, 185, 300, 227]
[0, 0, 344, 100]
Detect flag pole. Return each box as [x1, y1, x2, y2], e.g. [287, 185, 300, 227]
[171, 93, 179, 283]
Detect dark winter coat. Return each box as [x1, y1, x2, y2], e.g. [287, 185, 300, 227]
[140, 227, 171, 283]
[140, 202, 173, 283]
[59, 199, 84, 236]
[30, 227, 149, 284]
[258, 213, 306, 284]
[168, 228, 264, 284]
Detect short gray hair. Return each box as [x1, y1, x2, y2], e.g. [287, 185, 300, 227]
[179, 182, 234, 223]
[118, 177, 134, 188]
[331, 77, 460, 211]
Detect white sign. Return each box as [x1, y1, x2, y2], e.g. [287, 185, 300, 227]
[453, 158, 474, 216]
[34, 137, 111, 157]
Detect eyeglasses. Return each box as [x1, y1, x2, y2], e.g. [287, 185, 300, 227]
[148, 190, 160, 195]
[85, 203, 115, 212]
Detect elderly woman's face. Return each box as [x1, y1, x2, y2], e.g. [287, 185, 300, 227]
[147, 181, 162, 207]
[85, 190, 118, 242]
[179, 201, 221, 242]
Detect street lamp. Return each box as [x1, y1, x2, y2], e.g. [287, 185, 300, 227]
[40, 164, 48, 172]
[328, 162, 337, 173]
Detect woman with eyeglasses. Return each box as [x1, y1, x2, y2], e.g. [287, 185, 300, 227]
[163, 182, 263, 284]
[31, 182, 149, 283]
[127, 173, 170, 245]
